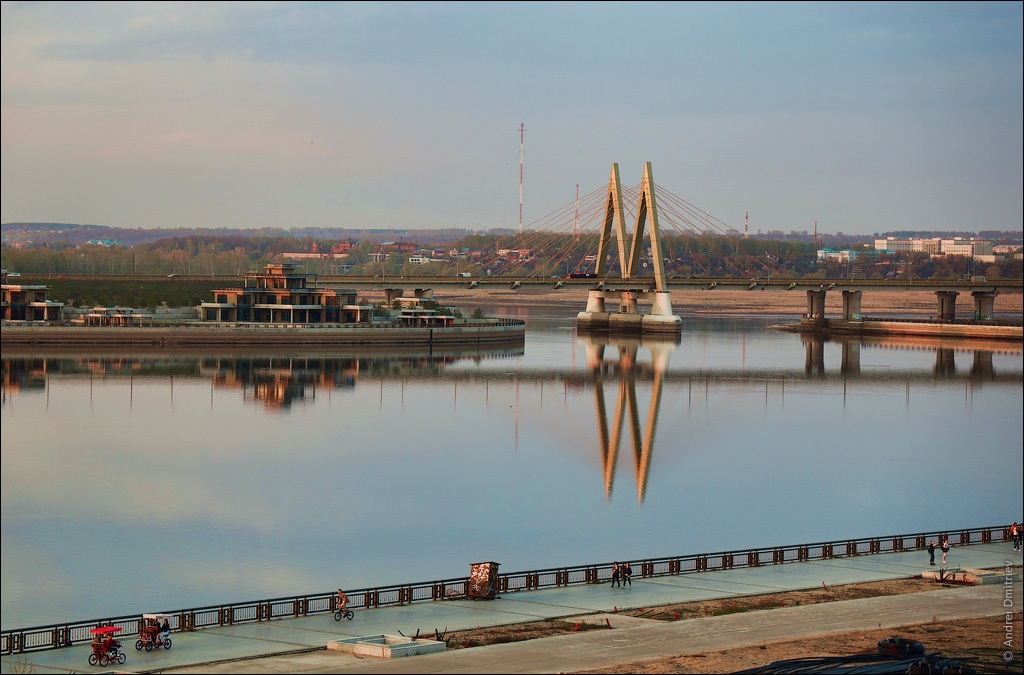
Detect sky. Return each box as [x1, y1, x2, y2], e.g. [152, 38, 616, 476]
[1, 1, 1021, 236]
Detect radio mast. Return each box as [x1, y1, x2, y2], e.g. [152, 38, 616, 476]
[518, 123, 525, 236]
[745, 211, 749, 238]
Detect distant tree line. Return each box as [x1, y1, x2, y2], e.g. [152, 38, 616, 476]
[2, 232, 1020, 283]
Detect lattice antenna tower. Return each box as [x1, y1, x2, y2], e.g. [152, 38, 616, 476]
[518, 123, 525, 237]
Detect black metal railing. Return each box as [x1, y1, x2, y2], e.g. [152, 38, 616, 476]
[2, 525, 1011, 654]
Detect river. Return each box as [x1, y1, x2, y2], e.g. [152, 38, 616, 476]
[2, 305, 1021, 629]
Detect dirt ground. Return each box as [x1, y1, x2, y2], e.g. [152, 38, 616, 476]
[442, 576, 1022, 673]
[581, 614, 1021, 674]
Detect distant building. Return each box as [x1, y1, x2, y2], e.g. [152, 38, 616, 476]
[76, 306, 150, 326]
[199, 263, 371, 324]
[816, 248, 860, 263]
[1, 269, 64, 322]
[874, 237, 992, 258]
[380, 240, 417, 254]
[282, 239, 356, 260]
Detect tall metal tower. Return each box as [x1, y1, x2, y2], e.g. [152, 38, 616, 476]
[518, 123, 525, 236]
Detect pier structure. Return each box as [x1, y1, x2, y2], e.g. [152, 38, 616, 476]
[802, 287, 1000, 323]
[577, 163, 682, 334]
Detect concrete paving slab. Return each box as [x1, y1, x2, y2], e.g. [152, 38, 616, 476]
[164, 582, 1021, 674]
[3, 541, 1019, 674]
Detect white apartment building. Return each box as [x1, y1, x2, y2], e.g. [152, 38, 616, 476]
[873, 237, 992, 258]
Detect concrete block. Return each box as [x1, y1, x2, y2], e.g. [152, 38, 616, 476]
[327, 634, 446, 658]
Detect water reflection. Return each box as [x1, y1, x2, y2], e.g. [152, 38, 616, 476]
[579, 333, 678, 505]
[799, 334, 1019, 379]
[1, 345, 525, 411]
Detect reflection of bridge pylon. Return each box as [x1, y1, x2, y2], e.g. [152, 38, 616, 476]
[578, 163, 682, 334]
[584, 334, 675, 503]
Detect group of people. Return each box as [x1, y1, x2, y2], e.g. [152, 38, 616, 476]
[927, 537, 951, 565]
[610, 562, 632, 587]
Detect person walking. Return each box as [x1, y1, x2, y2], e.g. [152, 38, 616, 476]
[622, 562, 632, 587]
[941, 537, 950, 564]
[928, 540, 936, 565]
[1011, 522, 1020, 551]
[610, 562, 620, 587]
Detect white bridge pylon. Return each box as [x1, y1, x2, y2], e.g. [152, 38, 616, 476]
[578, 162, 681, 333]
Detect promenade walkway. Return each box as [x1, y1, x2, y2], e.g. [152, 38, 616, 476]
[5, 542, 1020, 674]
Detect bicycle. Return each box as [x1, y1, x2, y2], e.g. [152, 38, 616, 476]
[334, 607, 354, 621]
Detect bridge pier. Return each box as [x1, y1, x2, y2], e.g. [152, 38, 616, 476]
[578, 290, 681, 333]
[935, 291, 958, 321]
[578, 291, 610, 330]
[383, 288, 403, 307]
[806, 290, 827, 320]
[643, 292, 682, 332]
[972, 291, 996, 320]
[842, 290, 862, 320]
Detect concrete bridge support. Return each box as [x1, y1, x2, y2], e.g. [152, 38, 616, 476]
[578, 291, 610, 330]
[936, 291, 958, 321]
[642, 292, 682, 332]
[414, 289, 434, 302]
[608, 293, 642, 333]
[579, 290, 681, 333]
[806, 290, 827, 319]
[842, 291, 862, 320]
[972, 291, 996, 320]
[383, 288, 404, 307]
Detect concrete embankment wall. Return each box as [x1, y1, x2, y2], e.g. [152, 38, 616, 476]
[0, 322, 526, 347]
[818, 318, 1022, 341]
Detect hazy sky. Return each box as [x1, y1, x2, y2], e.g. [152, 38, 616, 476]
[2, 1, 1021, 235]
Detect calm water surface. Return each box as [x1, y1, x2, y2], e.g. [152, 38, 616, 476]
[2, 306, 1022, 628]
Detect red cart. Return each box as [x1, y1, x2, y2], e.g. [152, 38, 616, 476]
[88, 626, 125, 667]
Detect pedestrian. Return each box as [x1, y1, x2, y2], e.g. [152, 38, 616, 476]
[622, 562, 632, 587]
[928, 540, 935, 565]
[610, 562, 620, 587]
[941, 537, 949, 564]
[1011, 522, 1020, 551]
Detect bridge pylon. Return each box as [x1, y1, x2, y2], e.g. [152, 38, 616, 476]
[578, 162, 681, 333]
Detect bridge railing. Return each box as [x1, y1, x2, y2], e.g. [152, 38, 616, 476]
[1, 525, 1010, 654]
